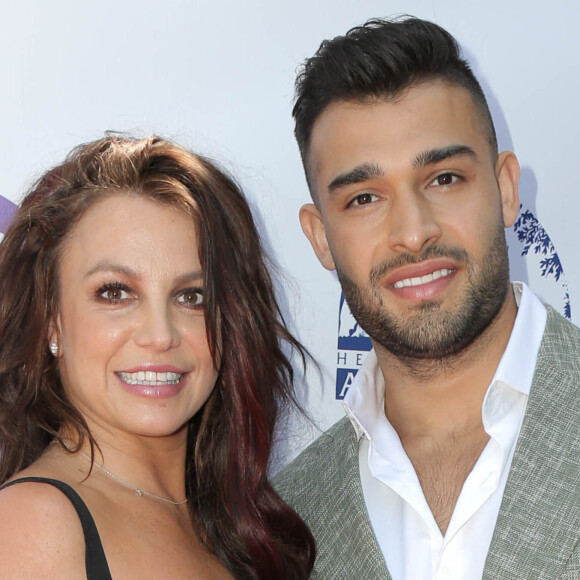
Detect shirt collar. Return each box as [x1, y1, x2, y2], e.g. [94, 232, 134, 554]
[492, 281, 546, 396]
[343, 348, 383, 440]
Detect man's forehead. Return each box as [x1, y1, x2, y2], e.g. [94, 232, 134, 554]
[307, 82, 489, 190]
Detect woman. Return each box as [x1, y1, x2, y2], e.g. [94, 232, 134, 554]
[0, 135, 315, 578]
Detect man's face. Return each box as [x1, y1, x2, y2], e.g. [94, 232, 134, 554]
[300, 80, 520, 360]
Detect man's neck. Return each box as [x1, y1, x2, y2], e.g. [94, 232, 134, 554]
[373, 291, 518, 533]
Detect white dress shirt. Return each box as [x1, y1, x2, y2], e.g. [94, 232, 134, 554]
[343, 283, 547, 580]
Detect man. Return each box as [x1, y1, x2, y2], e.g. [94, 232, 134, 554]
[275, 17, 580, 579]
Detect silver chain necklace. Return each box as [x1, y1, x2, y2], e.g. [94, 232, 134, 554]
[76, 449, 188, 506]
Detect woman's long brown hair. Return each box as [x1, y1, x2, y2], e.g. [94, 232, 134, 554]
[0, 135, 315, 578]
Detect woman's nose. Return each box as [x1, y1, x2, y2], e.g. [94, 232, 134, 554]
[132, 304, 180, 351]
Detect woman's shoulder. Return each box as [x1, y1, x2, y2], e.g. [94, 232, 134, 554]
[0, 476, 87, 578]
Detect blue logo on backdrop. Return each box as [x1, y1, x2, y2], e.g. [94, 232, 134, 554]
[0, 196, 18, 235]
[334, 205, 572, 399]
[512, 207, 571, 318]
[336, 294, 372, 399]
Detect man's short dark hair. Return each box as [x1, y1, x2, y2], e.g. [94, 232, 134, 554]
[293, 16, 498, 197]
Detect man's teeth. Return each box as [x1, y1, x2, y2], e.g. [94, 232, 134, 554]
[393, 268, 452, 289]
[118, 371, 183, 386]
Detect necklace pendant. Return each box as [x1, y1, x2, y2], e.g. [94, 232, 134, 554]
[136, 489, 143, 496]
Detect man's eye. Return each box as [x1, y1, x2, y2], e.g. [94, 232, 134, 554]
[178, 290, 204, 308]
[430, 173, 459, 187]
[350, 192, 379, 206]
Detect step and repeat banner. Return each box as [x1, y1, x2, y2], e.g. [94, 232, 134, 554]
[2, 0, 579, 463]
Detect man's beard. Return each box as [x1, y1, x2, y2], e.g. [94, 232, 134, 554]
[336, 221, 511, 361]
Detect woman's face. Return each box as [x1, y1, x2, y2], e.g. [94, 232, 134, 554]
[51, 193, 218, 441]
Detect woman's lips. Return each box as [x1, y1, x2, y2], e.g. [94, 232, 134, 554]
[115, 368, 188, 398]
[117, 370, 183, 386]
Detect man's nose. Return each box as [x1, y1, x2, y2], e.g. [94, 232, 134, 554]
[387, 190, 442, 254]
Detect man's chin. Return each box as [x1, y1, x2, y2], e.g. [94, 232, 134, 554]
[370, 324, 471, 360]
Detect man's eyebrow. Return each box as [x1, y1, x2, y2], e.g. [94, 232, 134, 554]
[327, 162, 384, 194]
[413, 145, 478, 168]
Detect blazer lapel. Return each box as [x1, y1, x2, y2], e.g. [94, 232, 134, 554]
[308, 418, 392, 579]
[484, 308, 580, 578]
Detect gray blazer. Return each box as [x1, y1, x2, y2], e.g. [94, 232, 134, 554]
[275, 307, 580, 579]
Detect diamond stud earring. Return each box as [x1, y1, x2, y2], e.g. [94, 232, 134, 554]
[49, 342, 59, 356]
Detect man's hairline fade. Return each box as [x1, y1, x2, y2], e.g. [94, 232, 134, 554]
[291, 16, 499, 205]
[301, 80, 498, 205]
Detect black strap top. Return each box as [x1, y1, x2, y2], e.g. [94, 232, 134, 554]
[0, 476, 112, 579]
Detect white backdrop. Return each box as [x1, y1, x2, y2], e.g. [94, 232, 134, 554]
[2, 0, 579, 464]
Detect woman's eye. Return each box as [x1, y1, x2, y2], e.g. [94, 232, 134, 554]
[178, 290, 204, 308]
[98, 285, 130, 302]
[350, 192, 379, 207]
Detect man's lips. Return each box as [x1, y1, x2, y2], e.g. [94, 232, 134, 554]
[383, 259, 460, 286]
[392, 268, 453, 289]
[379, 259, 462, 300]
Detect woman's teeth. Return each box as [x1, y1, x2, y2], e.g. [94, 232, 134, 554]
[117, 371, 183, 386]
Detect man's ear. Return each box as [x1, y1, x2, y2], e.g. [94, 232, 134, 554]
[496, 151, 520, 228]
[299, 203, 336, 271]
